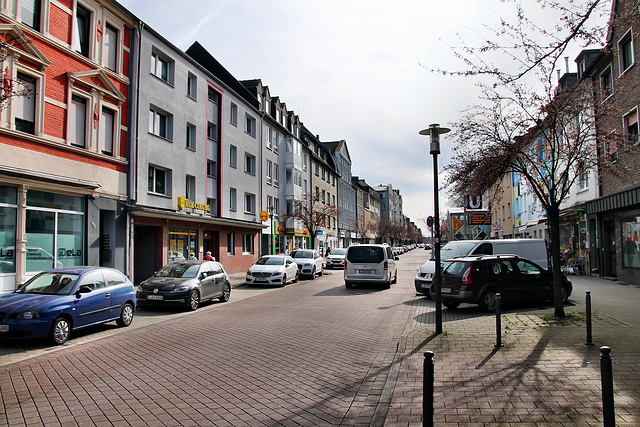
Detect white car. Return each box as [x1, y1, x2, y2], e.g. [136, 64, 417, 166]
[246, 255, 298, 286]
[325, 248, 347, 269]
[289, 249, 324, 279]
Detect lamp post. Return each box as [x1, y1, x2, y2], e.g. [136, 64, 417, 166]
[419, 123, 450, 335]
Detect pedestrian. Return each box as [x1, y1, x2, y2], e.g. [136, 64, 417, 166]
[189, 252, 197, 260]
[205, 251, 215, 261]
[325, 247, 331, 257]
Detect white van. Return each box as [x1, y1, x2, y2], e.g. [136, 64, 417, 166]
[344, 244, 398, 289]
[415, 239, 549, 295]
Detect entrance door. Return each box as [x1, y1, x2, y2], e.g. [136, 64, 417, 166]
[203, 231, 219, 260]
[134, 226, 157, 285]
[604, 220, 617, 277]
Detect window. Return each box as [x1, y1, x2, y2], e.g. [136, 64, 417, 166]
[187, 73, 197, 99]
[74, 4, 91, 57]
[151, 50, 173, 84]
[274, 131, 279, 153]
[69, 95, 87, 147]
[22, 0, 41, 31]
[286, 138, 293, 153]
[577, 164, 589, 192]
[207, 122, 217, 140]
[207, 160, 217, 178]
[322, 190, 326, 203]
[229, 145, 237, 168]
[286, 167, 292, 185]
[243, 234, 254, 254]
[315, 162, 319, 176]
[148, 165, 171, 196]
[245, 153, 256, 175]
[266, 160, 273, 184]
[600, 66, 613, 99]
[230, 103, 237, 125]
[619, 29, 634, 73]
[624, 109, 638, 145]
[227, 232, 235, 255]
[207, 198, 217, 216]
[104, 24, 118, 71]
[267, 126, 273, 149]
[605, 134, 618, 162]
[14, 72, 36, 134]
[186, 123, 196, 150]
[149, 107, 172, 140]
[229, 188, 237, 211]
[274, 164, 279, 186]
[100, 107, 115, 155]
[274, 198, 280, 217]
[244, 193, 256, 214]
[245, 114, 256, 137]
[303, 153, 308, 170]
[185, 175, 196, 201]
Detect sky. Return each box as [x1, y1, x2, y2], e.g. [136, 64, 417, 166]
[117, 0, 606, 235]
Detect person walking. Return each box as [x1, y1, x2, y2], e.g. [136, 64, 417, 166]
[204, 251, 215, 261]
[189, 252, 197, 260]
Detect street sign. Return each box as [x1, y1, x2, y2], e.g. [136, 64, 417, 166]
[427, 216, 434, 228]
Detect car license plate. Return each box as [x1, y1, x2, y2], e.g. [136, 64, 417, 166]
[255, 278, 267, 283]
[0, 324, 8, 332]
[358, 269, 373, 274]
[147, 295, 163, 300]
[441, 288, 452, 294]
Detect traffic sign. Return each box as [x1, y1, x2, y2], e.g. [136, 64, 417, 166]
[427, 216, 434, 228]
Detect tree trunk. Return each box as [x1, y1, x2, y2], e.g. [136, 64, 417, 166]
[547, 205, 566, 318]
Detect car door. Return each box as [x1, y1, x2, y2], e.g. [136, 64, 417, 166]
[514, 259, 547, 301]
[489, 260, 524, 302]
[285, 256, 296, 281]
[197, 263, 215, 299]
[210, 262, 226, 296]
[74, 270, 110, 327]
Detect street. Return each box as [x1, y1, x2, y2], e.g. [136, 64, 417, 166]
[2, 249, 639, 426]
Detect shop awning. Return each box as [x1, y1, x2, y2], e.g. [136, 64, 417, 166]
[0, 165, 100, 193]
[131, 207, 266, 230]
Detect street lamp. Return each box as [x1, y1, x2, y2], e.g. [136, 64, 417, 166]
[419, 123, 450, 335]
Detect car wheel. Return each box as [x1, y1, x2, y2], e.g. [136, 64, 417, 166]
[479, 289, 498, 312]
[391, 272, 397, 284]
[345, 281, 353, 288]
[443, 301, 460, 309]
[116, 302, 134, 327]
[187, 289, 200, 311]
[310, 267, 316, 280]
[48, 317, 71, 345]
[293, 271, 299, 283]
[219, 283, 231, 302]
[319, 267, 323, 277]
[561, 286, 569, 304]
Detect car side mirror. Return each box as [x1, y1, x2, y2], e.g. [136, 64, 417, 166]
[76, 285, 92, 295]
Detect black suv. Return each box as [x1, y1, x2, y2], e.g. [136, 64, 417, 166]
[430, 255, 572, 311]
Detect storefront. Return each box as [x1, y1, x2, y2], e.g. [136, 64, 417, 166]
[0, 177, 125, 294]
[131, 206, 263, 285]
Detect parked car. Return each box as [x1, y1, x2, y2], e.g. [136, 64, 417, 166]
[415, 239, 549, 296]
[246, 255, 298, 286]
[0, 266, 136, 345]
[290, 249, 324, 278]
[344, 244, 398, 289]
[431, 255, 572, 311]
[137, 260, 231, 311]
[325, 248, 347, 269]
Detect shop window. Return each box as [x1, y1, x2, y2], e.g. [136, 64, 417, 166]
[227, 232, 235, 255]
[0, 186, 18, 273]
[622, 218, 640, 268]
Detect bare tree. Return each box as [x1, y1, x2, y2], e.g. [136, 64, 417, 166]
[281, 194, 339, 250]
[348, 216, 374, 244]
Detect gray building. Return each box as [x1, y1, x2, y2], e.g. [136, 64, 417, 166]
[324, 140, 356, 247]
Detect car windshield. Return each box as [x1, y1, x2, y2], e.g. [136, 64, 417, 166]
[256, 257, 284, 266]
[291, 251, 313, 259]
[155, 263, 200, 278]
[331, 249, 347, 255]
[431, 241, 479, 261]
[17, 272, 80, 295]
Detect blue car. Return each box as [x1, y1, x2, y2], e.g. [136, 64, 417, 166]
[0, 266, 137, 345]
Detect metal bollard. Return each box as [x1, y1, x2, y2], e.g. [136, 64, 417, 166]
[423, 351, 434, 427]
[495, 293, 502, 348]
[600, 346, 615, 427]
[585, 291, 593, 345]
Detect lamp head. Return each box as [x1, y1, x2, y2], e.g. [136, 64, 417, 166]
[419, 124, 450, 154]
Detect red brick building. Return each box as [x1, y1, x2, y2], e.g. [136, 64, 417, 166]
[0, 0, 137, 292]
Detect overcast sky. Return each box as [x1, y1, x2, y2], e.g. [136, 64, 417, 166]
[118, 0, 605, 235]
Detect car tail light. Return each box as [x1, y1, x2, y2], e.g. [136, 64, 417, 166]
[343, 260, 347, 268]
[384, 260, 388, 271]
[462, 266, 472, 284]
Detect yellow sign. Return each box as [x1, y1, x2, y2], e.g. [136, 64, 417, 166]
[260, 211, 269, 222]
[177, 196, 210, 212]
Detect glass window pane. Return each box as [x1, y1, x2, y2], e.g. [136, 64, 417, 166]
[0, 206, 17, 273]
[25, 210, 56, 272]
[57, 213, 83, 267]
[101, 107, 114, 155]
[104, 24, 118, 71]
[27, 190, 83, 211]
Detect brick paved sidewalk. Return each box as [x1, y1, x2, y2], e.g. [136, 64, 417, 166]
[385, 308, 640, 426]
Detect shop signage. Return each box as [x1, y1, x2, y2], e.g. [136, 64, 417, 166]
[177, 196, 210, 212]
[260, 211, 269, 221]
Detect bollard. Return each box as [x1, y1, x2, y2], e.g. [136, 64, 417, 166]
[585, 291, 593, 345]
[600, 346, 615, 427]
[423, 351, 434, 427]
[495, 293, 502, 349]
